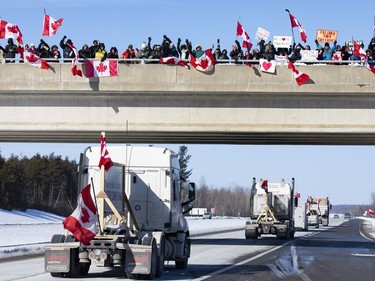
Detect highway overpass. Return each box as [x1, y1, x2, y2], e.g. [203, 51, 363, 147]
[0, 62, 374, 145]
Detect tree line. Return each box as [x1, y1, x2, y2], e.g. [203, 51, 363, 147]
[0, 153, 79, 216]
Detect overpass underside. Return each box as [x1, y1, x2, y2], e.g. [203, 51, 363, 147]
[0, 63, 374, 145]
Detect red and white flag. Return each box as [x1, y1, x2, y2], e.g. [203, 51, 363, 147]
[190, 49, 215, 72]
[62, 184, 97, 245]
[260, 179, 268, 194]
[259, 59, 276, 73]
[353, 39, 366, 62]
[236, 21, 253, 50]
[367, 208, 375, 216]
[99, 133, 113, 171]
[160, 57, 188, 68]
[287, 10, 307, 43]
[17, 48, 49, 70]
[288, 61, 310, 86]
[85, 60, 119, 78]
[67, 42, 82, 77]
[365, 61, 375, 75]
[42, 14, 63, 36]
[0, 19, 23, 44]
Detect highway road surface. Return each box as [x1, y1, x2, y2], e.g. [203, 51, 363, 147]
[0, 218, 374, 281]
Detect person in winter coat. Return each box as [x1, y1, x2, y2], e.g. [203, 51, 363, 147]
[49, 45, 61, 62]
[219, 49, 229, 61]
[315, 40, 337, 60]
[177, 38, 190, 60]
[137, 39, 151, 61]
[79, 44, 92, 60]
[38, 39, 50, 58]
[3, 38, 18, 63]
[107, 46, 119, 59]
[59, 36, 75, 62]
[229, 40, 243, 63]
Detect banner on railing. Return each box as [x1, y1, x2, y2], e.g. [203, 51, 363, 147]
[300, 50, 318, 61]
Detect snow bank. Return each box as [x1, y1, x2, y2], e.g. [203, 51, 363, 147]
[0, 209, 247, 260]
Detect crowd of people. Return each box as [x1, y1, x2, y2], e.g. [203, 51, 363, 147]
[1, 34, 375, 64]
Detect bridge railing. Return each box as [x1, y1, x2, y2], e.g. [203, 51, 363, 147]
[1, 57, 373, 66]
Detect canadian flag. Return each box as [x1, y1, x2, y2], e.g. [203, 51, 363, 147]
[85, 60, 119, 78]
[17, 48, 49, 70]
[42, 14, 63, 37]
[260, 179, 268, 194]
[0, 19, 23, 44]
[67, 42, 82, 77]
[288, 61, 310, 86]
[287, 10, 307, 43]
[160, 57, 188, 68]
[353, 39, 367, 62]
[365, 62, 375, 75]
[367, 208, 375, 216]
[332, 51, 342, 61]
[62, 184, 97, 245]
[99, 133, 113, 171]
[190, 49, 215, 72]
[259, 59, 276, 73]
[236, 21, 253, 50]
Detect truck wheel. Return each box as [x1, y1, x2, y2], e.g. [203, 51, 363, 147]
[156, 235, 165, 277]
[175, 238, 189, 269]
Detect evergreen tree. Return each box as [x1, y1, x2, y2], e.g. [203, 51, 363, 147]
[178, 145, 192, 180]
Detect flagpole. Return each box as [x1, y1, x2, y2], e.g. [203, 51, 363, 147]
[373, 9, 375, 37]
[285, 9, 296, 47]
[90, 177, 103, 236]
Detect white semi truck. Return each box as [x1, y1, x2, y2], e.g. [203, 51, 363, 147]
[44, 145, 196, 279]
[294, 203, 308, 231]
[307, 197, 331, 226]
[245, 178, 296, 239]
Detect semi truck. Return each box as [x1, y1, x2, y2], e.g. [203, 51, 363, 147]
[245, 178, 296, 239]
[44, 145, 196, 279]
[306, 197, 331, 226]
[294, 203, 308, 231]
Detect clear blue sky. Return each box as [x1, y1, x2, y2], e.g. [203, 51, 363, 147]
[1, 0, 375, 206]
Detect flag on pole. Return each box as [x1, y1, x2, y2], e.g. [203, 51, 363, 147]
[17, 48, 49, 70]
[189, 49, 215, 72]
[353, 39, 367, 62]
[288, 61, 310, 86]
[0, 19, 23, 44]
[286, 10, 307, 43]
[62, 184, 97, 245]
[85, 60, 119, 78]
[367, 208, 375, 216]
[42, 14, 63, 36]
[236, 21, 253, 50]
[99, 133, 113, 171]
[160, 57, 188, 68]
[260, 179, 268, 194]
[67, 42, 83, 77]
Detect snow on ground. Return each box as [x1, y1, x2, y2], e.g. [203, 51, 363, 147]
[0, 209, 248, 260]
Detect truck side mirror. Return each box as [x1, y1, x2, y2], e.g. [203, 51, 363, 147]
[294, 197, 298, 206]
[188, 182, 195, 201]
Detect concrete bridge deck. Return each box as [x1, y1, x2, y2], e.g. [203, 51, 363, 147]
[0, 62, 374, 144]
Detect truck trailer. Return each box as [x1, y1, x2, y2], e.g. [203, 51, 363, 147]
[307, 197, 331, 226]
[245, 178, 296, 239]
[44, 145, 195, 279]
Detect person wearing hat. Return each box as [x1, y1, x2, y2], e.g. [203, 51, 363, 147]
[120, 44, 136, 63]
[3, 38, 18, 63]
[49, 45, 61, 62]
[177, 38, 191, 60]
[315, 39, 337, 60]
[59, 35, 76, 62]
[37, 38, 50, 58]
[137, 39, 151, 61]
[28, 43, 38, 55]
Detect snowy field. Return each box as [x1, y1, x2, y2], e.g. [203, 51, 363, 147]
[0, 209, 247, 260]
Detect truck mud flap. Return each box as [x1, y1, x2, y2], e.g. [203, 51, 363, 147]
[45, 247, 71, 273]
[125, 244, 153, 275]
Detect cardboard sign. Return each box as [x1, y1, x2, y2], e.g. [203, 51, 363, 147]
[345, 40, 363, 51]
[316, 29, 338, 43]
[273, 36, 292, 48]
[300, 50, 318, 61]
[275, 55, 288, 62]
[255, 27, 270, 41]
[259, 59, 276, 73]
